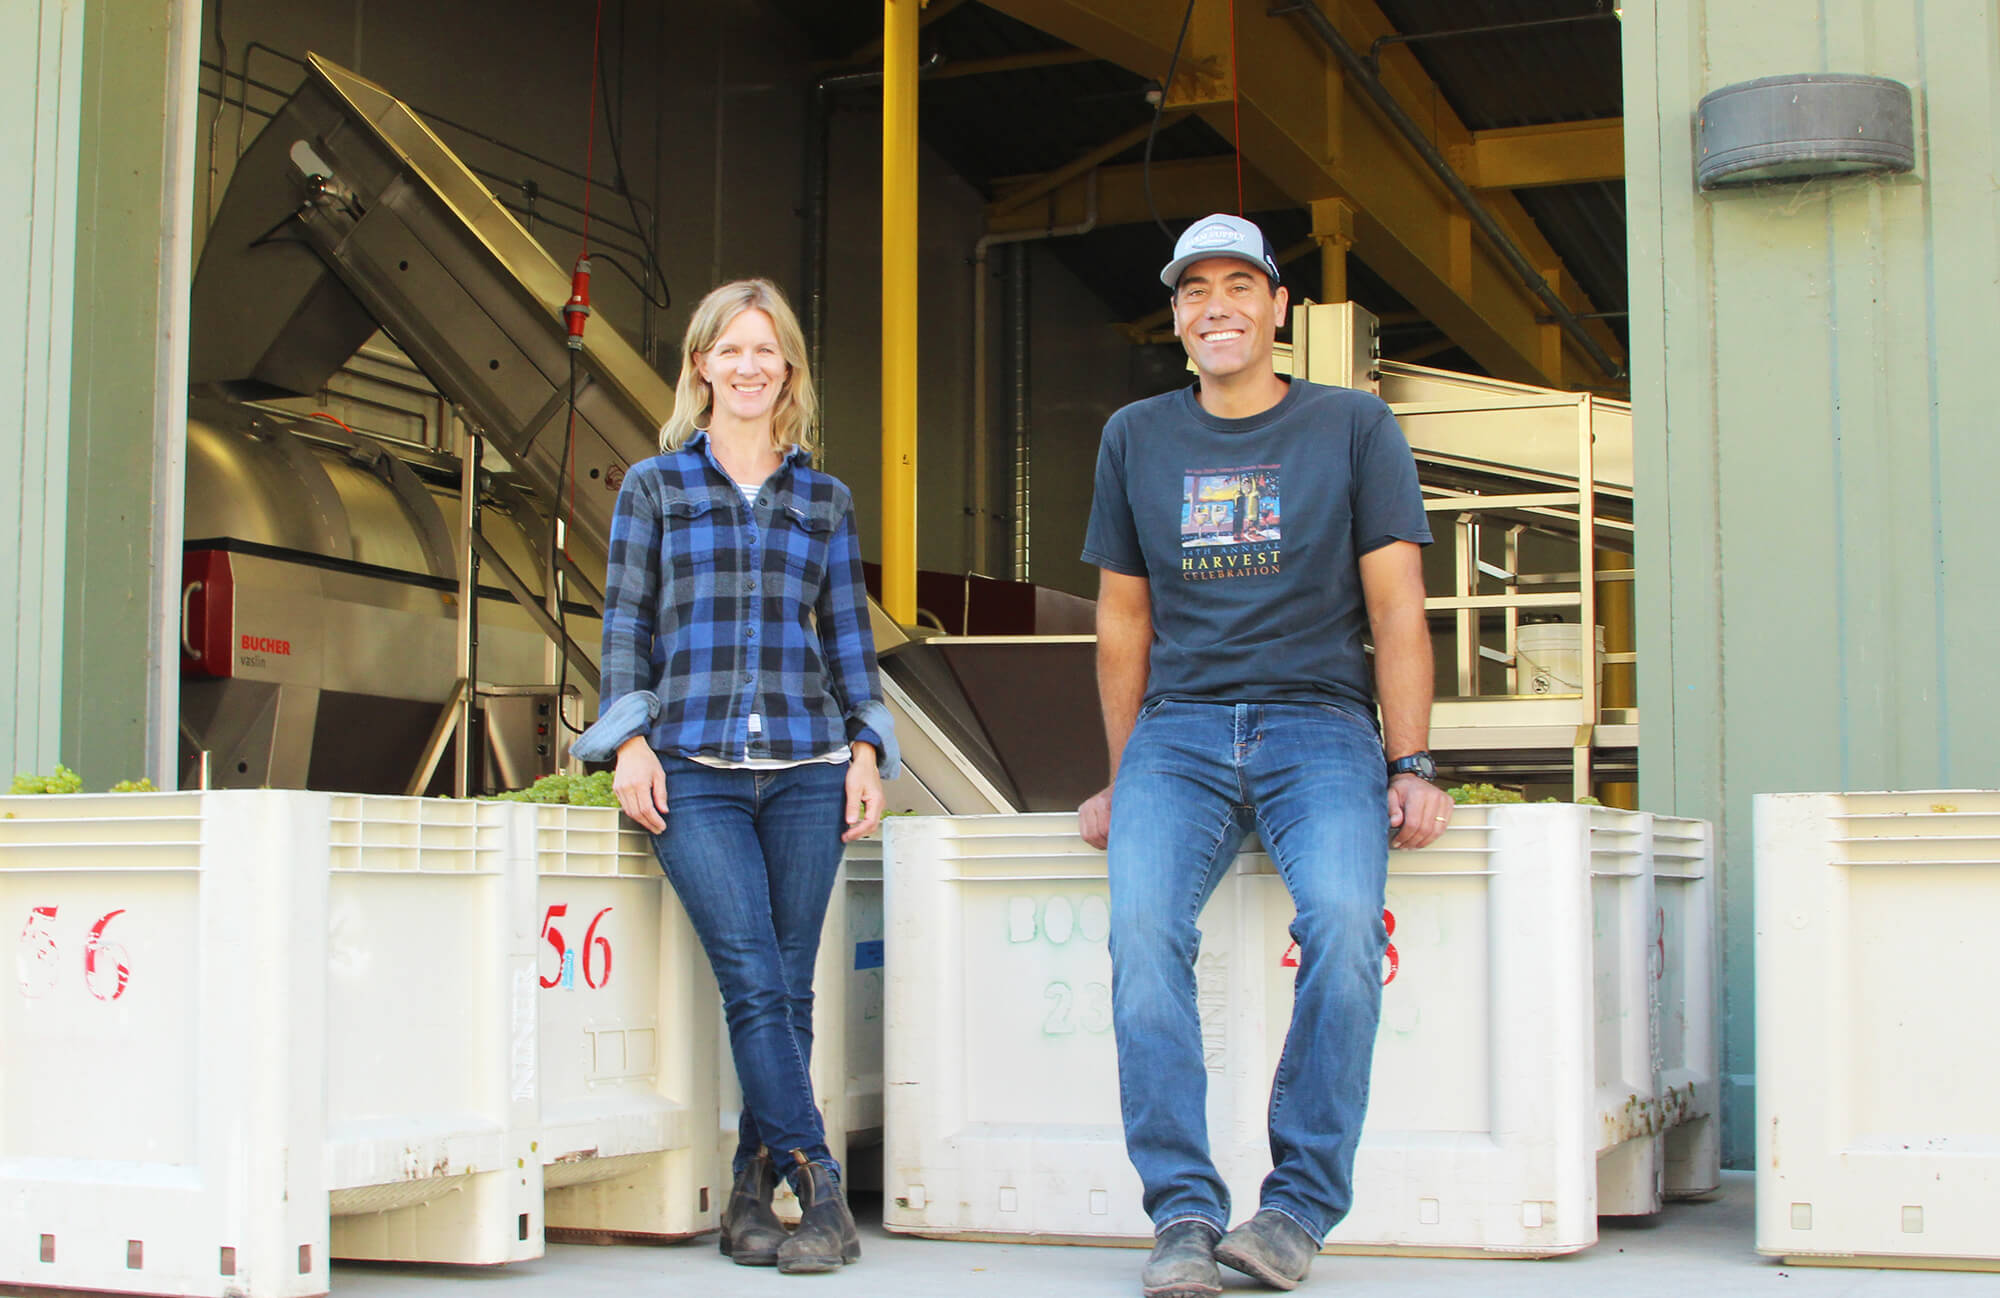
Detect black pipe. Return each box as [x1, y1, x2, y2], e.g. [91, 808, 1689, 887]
[1270, 2, 1625, 380]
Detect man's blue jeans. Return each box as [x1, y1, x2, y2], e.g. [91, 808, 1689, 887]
[1107, 700, 1389, 1242]
[648, 755, 848, 1184]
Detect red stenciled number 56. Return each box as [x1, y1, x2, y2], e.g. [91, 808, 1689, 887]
[16, 906, 130, 1001]
[539, 904, 614, 990]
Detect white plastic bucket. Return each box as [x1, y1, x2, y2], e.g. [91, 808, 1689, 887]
[1515, 622, 1606, 696]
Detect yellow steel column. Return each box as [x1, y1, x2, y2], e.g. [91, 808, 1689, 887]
[880, 0, 920, 625]
[1309, 197, 1356, 303]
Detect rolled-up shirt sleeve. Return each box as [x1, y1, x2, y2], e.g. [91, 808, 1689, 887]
[569, 468, 663, 762]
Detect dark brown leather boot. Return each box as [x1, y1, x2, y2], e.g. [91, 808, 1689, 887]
[775, 1150, 860, 1274]
[718, 1147, 787, 1266]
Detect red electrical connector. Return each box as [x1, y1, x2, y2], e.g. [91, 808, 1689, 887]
[563, 254, 592, 349]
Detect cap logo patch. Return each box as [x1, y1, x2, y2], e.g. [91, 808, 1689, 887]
[1189, 221, 1240, 249]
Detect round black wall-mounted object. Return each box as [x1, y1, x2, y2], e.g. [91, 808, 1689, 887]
[1696, 74, 1915, 189]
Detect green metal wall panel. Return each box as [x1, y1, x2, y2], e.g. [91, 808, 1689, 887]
[61, 0, 196, 788]
[1, 0, 85, 782]
[1626, 0, 2000, 1166]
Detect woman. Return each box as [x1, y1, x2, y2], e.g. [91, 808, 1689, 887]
[570, 278, 896, 1274]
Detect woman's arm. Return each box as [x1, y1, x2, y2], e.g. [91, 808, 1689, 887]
[570, 470, 665, 764]
[814, 506, 900, 780]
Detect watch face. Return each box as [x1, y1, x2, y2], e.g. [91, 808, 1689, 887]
[1393, 754, 1436, 781]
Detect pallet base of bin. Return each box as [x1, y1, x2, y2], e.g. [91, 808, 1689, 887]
[1775, 1253, 2000, 1273]
[543, 1149, 716, 1242]
[330, 1160, 538, 1265]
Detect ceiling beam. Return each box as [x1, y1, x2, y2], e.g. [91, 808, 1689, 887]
[988, 115, 1190, 218]
[982, 0, 1623, 388]
[987, 157, 1290, 232]
[1453, 118, 1624, 190]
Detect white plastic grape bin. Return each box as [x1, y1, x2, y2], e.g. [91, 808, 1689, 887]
[1588, 809, 1665, 1216]
[528, 804, 720, 1242]
[883, 806, 1686, 1257]
[840, 836, 886, 1147]
[1755, 790, 2000, 1271]
[320, 794, 542, 1267]
[1, 790, 334, 1298]
[1651, 814, 1720, 1198]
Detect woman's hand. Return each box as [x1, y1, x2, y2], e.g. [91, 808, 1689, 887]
[612, 736, 669, 832]
[842, 742, 885, 843]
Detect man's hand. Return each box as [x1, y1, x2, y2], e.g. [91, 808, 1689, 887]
[1078, 784, 1113, 850]
[612, 736, 669, 833]
[841, 743, 885, 843]
[1388, 773, 1453, 850]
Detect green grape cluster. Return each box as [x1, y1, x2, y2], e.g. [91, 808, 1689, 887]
[110, 777, 156, 793]
[1447, 782, 1604, 807]
[9, 764, 85, 795]
[1447, 782, 1525, 805]
[490, 769, 618, 806]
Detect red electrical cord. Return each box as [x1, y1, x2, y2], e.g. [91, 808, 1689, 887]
[1228, 0, 1243, 215]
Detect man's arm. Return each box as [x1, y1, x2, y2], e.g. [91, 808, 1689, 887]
[1079, 569, 1152, 849]
[1359, 540, 1453, 849]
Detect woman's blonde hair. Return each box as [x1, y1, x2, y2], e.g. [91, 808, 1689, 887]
[659, 278, 819, 455]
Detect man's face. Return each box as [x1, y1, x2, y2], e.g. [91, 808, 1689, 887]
[1170, 257, 1289, 382]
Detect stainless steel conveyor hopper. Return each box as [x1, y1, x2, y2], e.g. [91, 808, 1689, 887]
[189, 53, 1016, 814]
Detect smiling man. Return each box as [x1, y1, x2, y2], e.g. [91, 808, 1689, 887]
[1078, 214, 1452, 1297]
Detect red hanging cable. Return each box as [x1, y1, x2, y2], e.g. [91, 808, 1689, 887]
[1228, 0, 1243, 215]
[580, 0, 600, 256]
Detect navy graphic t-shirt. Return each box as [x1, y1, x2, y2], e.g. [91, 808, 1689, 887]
[1081, 378, 1432, 713]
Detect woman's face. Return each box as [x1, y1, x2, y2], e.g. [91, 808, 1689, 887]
[697, 308, 789, 427]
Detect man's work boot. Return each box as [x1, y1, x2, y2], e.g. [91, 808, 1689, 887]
[776, 1150, 861, 1274]
[717, 1147, 787, 1266]
[1140, 1219, 1221, 1297]
[1214, 1208, 1319, 1290]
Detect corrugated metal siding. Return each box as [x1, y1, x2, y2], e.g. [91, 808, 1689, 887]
[1, 0, 85, 778]
[1626, 0, 2000, 1167]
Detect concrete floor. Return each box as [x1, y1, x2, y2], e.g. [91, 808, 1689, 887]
[330, 1174, 1995, 1298]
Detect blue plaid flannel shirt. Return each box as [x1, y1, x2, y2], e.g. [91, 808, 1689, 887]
[570, 431, 900, 775]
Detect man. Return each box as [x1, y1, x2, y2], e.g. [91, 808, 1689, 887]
[1077, 213, 1453, 1297]
[1233, 474, 1258, 541]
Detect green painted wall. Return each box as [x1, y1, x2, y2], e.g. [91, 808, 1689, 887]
[1625, 0, 2000, 1165]
[62, 0, 198, 787]
[2, 0, 85, 782]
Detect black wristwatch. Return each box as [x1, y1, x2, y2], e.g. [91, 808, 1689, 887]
[1387, 752, 1437, 783]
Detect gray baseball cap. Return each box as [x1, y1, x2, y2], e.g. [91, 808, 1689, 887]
[1160, 212, 1282, 290]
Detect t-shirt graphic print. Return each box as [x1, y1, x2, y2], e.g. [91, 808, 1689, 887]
[1181, 465, 1281, 579]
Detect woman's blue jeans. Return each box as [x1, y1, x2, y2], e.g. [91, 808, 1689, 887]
[1107, 700, 1389, 1242]
[648, 755, 848, 1185]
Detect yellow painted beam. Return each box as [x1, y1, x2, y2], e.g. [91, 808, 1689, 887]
[988, 116, 1185, 218]
[881, 0, 920, 625]
[1310, 196, 1356, 302]
[986, 157, 1289, 232]
[1453, 117, 1624, 190]
[984, 0, 1624, 388]
[1390, 336, 1458, 363]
